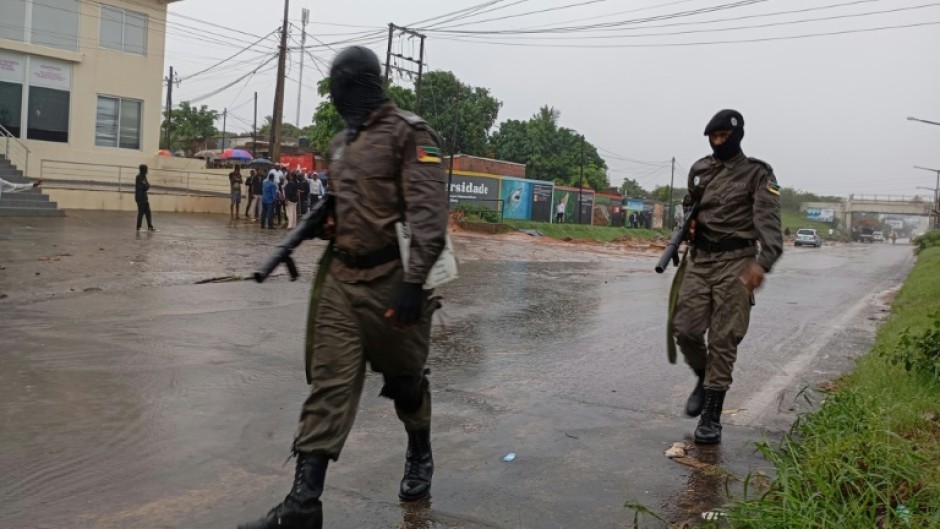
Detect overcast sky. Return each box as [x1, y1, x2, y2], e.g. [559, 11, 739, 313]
[164, 0, 940, 199]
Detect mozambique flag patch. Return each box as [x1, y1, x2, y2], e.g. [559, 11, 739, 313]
[417, 146, 441, 164]
[767, 181, 781, 196]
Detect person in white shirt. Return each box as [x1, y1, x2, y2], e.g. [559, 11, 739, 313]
[0, 176, 42, 200]
[555, 200, 566, 223]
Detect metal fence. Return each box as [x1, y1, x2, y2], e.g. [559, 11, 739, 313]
[0, 123, 30, 176]
[40, 160, 230, 197]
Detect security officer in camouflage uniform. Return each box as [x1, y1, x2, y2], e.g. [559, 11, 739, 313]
[240, 46, 448, 529]
[672, 109, 782, 445]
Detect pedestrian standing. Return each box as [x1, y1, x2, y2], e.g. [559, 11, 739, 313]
[555, 200, 566, 223]
[671, 109, 782, 444]
[297, 171, 310, 216]
[284, 173, 299, 229]
[251, 170, 264, 221]
[244, 169, 256, 219]
[229, 166, 243, 220]
[239, 46, 449, 529]
[135, 164, 156, 231]
[275, 173, 286, 227]
[260, 172, 276, 229]
[308, 172, 324, 208]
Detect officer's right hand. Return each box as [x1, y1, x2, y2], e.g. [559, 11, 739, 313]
[385, 282, 424, 329]
[688, 219, 697, 241]
[319, 214, 336, 240]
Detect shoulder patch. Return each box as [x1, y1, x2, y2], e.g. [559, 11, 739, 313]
[748, 156, 774, 173]
[416, 145, 441, 164]
[766, 181, 780, 196]
[393, 109, 427, 127]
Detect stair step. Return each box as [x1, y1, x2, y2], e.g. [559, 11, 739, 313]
[1, 189, 48, 199]
[0, 197, 56, 208]
[0, 206, 66, 217]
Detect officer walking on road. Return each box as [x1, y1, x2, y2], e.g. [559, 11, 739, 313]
[672, 109, 782, 444]
[239, 46, 448, 529]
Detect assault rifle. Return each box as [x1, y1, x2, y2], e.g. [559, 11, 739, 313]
[655, 203, 699, 274]
[254, 194, 334, 282]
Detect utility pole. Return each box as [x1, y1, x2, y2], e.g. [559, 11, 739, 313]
[446, 84, 461, 205]
[578, 135, 584, 225]
[270, 0, 290, 163]
[383, 23, 426, 107]
[252, 91, 258, 158]
[295, 7, 309, 128]
[221, 108, 227, 152]
[163, 66, 179, 149]
[669, 156, 675, 229]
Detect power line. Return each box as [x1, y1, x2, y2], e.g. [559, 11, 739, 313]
[431, 20, 940, 48]
[182, 29, 280, 81]
[429, 2, 940, 42]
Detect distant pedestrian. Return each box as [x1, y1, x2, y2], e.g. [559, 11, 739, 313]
[555, 200, 566, 223]
[229, 166, 243, 220]
[135, 164, 156, 231]
[244, 169, 256, 218]
[261, 172, 276, 229]
[284, 173, 299, 229]
[250, 170, 264, 221]
[308, 172, 323, 207]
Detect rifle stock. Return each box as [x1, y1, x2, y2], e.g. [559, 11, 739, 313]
[254, 194, 334, 283]
[655, 203, 698, 274]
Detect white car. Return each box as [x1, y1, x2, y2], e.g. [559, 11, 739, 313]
[872, 231, 886, 243]
[794, 228, 822, 248]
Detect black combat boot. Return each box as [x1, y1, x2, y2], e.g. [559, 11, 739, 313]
[238, 452, 328, 529]
[685, 369, 706, 417]
[399, 429, 433, 501]
[693, 389, 726, 445]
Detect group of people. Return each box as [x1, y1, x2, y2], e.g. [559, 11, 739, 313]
[228, 165, 325, 229]
[628, 209, 653, 229]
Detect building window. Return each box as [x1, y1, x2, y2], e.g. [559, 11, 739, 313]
[0, 0, 27, 43]
[31, 0, 80, 52]
[0, 0, 79, 51]
[0, 82, 23, 138]
[100, 5, 148, 55]
[96, 96, 141, 149]
[27, 86, 70, 142]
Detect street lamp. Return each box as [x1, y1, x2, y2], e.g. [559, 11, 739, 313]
[907, 116, 940, 127]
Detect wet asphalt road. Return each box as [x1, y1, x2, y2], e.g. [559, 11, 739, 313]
[0, 212, 915, 529]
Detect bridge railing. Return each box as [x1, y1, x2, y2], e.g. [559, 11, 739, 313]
[848, 194, 930, 203]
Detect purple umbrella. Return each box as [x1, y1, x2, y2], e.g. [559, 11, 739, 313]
[221, 148, 252, 160]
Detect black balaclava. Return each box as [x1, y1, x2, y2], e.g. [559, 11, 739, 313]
[329, 46, 388, 143]
[703, 109, 745, 161]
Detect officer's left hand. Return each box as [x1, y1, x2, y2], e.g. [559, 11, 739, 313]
[739, 261, 765, 295]
[385, 282, 425, 329]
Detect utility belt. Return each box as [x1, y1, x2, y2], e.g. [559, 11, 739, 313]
[332, 243, 400, 269]
[694, 236, 756, 253]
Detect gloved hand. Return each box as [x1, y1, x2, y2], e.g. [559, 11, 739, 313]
[385, 282, 425, 328]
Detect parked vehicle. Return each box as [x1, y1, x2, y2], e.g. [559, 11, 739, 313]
[794, 228, 822, 248]
[872, 231, 886, 243]
[859, 228, 874, 243]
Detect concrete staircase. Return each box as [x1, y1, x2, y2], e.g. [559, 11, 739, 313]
[0, 155, 65, 217]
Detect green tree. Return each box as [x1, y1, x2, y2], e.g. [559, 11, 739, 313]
[619, 178, 649, 198]
[489, 105, 609, 190]
[160, 101, 219, 153]
[417, 70, 501, 156]
[650, 185, 685, 204]
[258, 116, 303, 140]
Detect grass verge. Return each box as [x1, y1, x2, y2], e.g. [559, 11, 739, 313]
[726, 240, 940, 528]
[503, 220, 667, 243]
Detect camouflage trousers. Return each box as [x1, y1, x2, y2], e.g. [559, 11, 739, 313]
[672, 256, 752, 390]
[294, 267, 436, 459]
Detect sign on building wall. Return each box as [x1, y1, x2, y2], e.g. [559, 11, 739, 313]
[448, 173, 500, 208]
[0, 51, 25, 83]
[28, 57, 71, 90]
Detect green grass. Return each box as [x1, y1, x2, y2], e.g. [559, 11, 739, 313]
[503, 220, 667, 243]
[725, 245, 940, 529]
